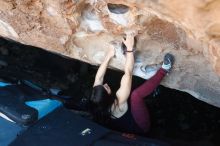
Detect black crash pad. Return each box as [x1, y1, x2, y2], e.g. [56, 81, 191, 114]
[10, 107, 110, 146]
[0, 84, 48, 125]
[0, 117, 24, 146]
[10, 107, 169, 146]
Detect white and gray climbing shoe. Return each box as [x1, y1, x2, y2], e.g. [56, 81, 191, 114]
[162, 53, 175, 72]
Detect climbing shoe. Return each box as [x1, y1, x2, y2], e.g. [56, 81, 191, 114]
[162, 53, 175, 72]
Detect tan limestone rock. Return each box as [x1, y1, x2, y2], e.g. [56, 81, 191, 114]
[0, 0, 220, 107]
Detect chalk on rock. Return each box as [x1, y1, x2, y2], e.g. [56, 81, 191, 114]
[133, 63, 160, 80]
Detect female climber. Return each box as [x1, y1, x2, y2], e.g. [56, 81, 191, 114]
[89, 32, 174, 134]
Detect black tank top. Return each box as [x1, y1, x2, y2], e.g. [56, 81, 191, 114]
[108, 98, 144, 134]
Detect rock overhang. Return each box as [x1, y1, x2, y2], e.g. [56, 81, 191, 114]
[0, 0, 219, 107]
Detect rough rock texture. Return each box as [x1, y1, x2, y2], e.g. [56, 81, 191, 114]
[0, 0, 220, 107]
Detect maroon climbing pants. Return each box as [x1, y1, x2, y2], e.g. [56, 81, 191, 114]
[130, 68, 167, 132]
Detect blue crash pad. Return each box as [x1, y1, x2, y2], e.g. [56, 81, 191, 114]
[26, 99, 62, 119]
[0, 82, 11, 87]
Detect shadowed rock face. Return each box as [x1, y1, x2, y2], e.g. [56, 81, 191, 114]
[0, 0, 220, 107]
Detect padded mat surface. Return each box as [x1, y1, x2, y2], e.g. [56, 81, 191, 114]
[10, 107, 110, 146]
[0, 117, 24, 146]
[0, 84, 61, 125]
[0, 85, 38, 125]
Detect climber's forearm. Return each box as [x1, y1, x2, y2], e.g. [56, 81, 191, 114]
[93, 54, 113, 86]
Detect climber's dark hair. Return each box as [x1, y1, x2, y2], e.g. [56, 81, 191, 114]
[89, 85, 115, 125]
